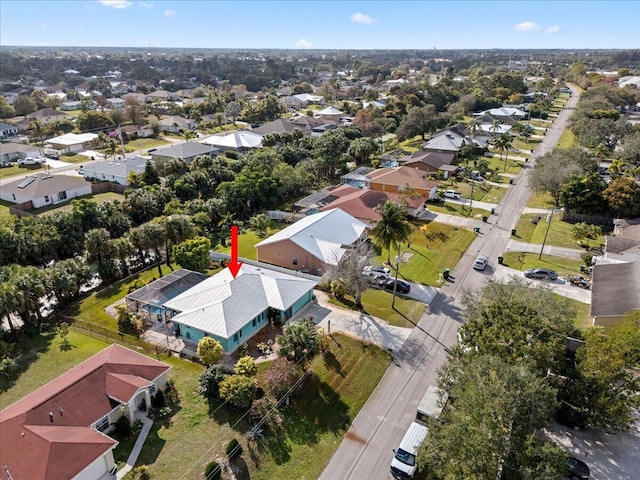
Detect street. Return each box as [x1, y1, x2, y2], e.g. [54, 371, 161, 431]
[319, 87, 582, 480]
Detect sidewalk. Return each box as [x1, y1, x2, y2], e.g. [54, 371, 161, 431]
[116, 412, 154, 479]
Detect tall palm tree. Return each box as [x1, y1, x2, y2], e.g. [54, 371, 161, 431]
[469, 118, 482, 139]
[29, 119, 47, 156]
[139, 221, 167, 277]
[490, 118, 503, 135]
[111, 237, 133, 277]
[370, 201, 412, 265]
[493, 133, 513, 172]
[159, 214, 195, 267]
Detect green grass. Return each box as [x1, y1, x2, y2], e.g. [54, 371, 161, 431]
[557, 128, 575, 149]
[481, 155, 525, 174]
[59, 152, 90, 164]
[567, 296, 592, 329]
[437, 180, 507, 204]
[0, 162, 47, 179]
[372, 223, 476, 286]
[329, 289, 425, 328]
[216, 222, 288, 260]
[0, 199, 14, 223]
[126, 138, 170, 151]
[0, 330, 109, 405]
[500, 251, 584, 278]
[512, 214, 604, 249]
[526, 191, 555, 209]
[33, 192, 126, 216]
[67, 264, 179, 329]
[428, 202, 491, 219]
[396, 134, 425, 153]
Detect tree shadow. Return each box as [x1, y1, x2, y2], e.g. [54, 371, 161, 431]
[133, 420, 167, 466]
[392, 306, 452, 355]
[229, 456, 251, 480]
[322, 350, 345, 377]
[0, 329, 56, 394]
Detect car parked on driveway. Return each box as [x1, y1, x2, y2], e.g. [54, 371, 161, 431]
[18, 156, 44, 165]
[473, 255, 489, 271]
[442, 190, 462, 199]
[524, 267, 557, 281]
[566, 455, 590, 479]
[363, 266, 391, 278]
[384, 279, 411, 294]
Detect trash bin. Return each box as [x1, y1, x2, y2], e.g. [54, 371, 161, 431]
[498, 256, 503, 265]
[474, 227, 481, 233]
[580, 265, 586, 272]
[509, 179, 514, 185]
[511, 229, 517, 236]
[482, 216, 488, 222]
[491, 208, 495, 215]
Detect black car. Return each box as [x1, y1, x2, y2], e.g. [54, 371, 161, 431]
[554, 402, 588, 430]
[384, 279, 411, 294]
[567, 456, 590, 480]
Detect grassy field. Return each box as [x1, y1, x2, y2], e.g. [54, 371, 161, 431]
[428, 202, 491, 219]
[396, 135, 425, 153]
[438, 180, 507, 204]
[512, 213, 604, 249]
[0, 162, 47, 179]
[216, 222, 288, 260]
[371, 223, 477, 286]
[34, 192, 126, 216]
[526, 191, 555, 209]
[481, 155, 525, 174]
[126, 137, 171, 151]
[330, 289, 426, 328]
[0, 199, 15, 223]
[58, 152, 91, 164]
[500, 251, 584, 278]
[556, 128, 575, 149]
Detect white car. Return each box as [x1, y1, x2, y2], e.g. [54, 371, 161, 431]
[18, 156, 45, 165]
[362, 266, 391, 279]
[473, 255, 489, 271]
[442, 190, 462, 199]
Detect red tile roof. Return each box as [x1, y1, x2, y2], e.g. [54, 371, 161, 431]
[320, 187, 424, 222]
[0, 344, 170, 480]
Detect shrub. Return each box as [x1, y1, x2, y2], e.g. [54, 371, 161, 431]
[264, 357, 300, 399]
[204, 461, 221, 480]
[114, 415, 132, 437]
[0, 357, 19, 390]
[224, 151, 238, 160]
[234, 356, 258, 376]
[277, 318, 319, 362]
[133, 465, 150, 480]
[226, 438, 243, 459]
[250, 396, 282, 431]
[219, 374, 258, 409]
[197, 337, 223, 366]
[198, 364, 228, 399]
[151, 389, 165, 408]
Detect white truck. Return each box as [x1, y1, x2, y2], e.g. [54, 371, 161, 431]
[390, 421, 428, 480]
[416, 384, 448, 425]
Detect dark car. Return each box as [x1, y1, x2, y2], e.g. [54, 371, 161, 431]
[554, 402, 588, 430]
[566, 456, 590, 480]
[524, 267, 557, 281]
[384, 279, 411, 294]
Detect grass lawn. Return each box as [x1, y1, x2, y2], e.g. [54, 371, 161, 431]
[126, 138, 170, 151]
[428, 202, 491, 219]
[67, 263, 180, 329]
[34, 192, 126, 216]
[216, 222, 287, 260]
[396, 135, 425, 153]
[372, 223, 477, 286]
[511, 138, 542, 151]
[512, 213, 604, 249]
[0, 162, 47, 179]
[330, 289, 425, 328]
[557, 128, 575, 149]
[526, 191, 555, 209]
[566, 296, 592, 329]
[59, 152, 91, 164]
[437, 180, 507, 204]
[481, 155, 525, 174]
[0, 199, 15, 224]
[500, 251, 584, 277]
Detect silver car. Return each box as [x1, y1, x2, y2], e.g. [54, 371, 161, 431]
[524, 268, 557, 280]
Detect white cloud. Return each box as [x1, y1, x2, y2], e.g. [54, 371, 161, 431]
[351, 12, 376, 24]
[164, 9, 176, 16]
[547, 25, 561, 33]
[295, 38, 313, 48]
[138, 1, 154, 7]
[98, 0, 133, 9]
[513, 21, 540, 32]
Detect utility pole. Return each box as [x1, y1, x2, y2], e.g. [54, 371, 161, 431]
[468, 181, 474, 217]
[391, 244, 401, 309]
[539, 204, 554, 260]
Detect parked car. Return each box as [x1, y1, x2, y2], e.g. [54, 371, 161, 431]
[554, 402, 589, 430]
[566, 456, 590, 480]
[384, 279, 411, 294]
[524, 267, 557, 281]
[470, 171, 485, 182]
[363, 266, 391, 278]
[18, 156, 44, 165]
[473, 255, 489, 271]
[442, 190, 462, 199]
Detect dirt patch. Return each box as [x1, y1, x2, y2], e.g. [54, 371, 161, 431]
[399, 251, 413, 263]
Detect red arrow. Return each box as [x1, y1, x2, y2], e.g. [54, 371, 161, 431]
[228, 225, 243, 278]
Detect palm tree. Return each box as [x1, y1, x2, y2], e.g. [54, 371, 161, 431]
[490, 119, 503, 135]
[607, 159, 627, 179]
[84, 228, 116, 281]
[0, 281, 20, 337]
[184, 129, 195, 142]
[469, 118, 482, 139]
[370, 201, 412, 265]
[160, 214, 195, 267]
[103, 138, 119, 161]
[111, 237, 133, 277]
[139, 221, 167, 277]
[29, 119, 47, 156]
[492, 133, 513, 172]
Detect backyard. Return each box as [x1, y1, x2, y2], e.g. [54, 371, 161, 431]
[216, 222, 288, 260]
[33, 192, 126, 216]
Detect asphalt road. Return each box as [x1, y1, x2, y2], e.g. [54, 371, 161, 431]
[319, 88, 581, 480]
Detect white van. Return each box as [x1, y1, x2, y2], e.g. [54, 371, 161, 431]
[390, 421, 428, 479]
[416, 385, 448, 425]
[443, 190, 462, 199]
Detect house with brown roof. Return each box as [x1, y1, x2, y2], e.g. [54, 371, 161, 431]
[158, 115, 197, 134]
[25, 108, 69, 125]
[319, 185, 427, 222]
[398, 151, 457, 178]
[367, 166, 439, 199]
[0, 173, 93, 208]
[0, 344, 171, 480]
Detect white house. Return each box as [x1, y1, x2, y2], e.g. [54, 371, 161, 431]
[200, 130, 263, 151]
[0, 122, 19, 140]
[45, 132, 99, 154]
[158, 115, 197, 133]
[79, 155, 151, 186]
[0, 173, 93, 208]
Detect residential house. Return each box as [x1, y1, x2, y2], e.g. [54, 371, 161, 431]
[0, 344, 170, 480]
[200, 131, 263, 152]
[145, 89, 174, 103]
[256, 208, 368, 273]
[158, 116, 197, 134]
[341, 166, 375, 188]
[398, 151, 457, 178]
[590, 262, 640, 327]
[79, 155, 151, 186]
[0, 142, 40, 165]
[164, 265, 317, 352]
[603, 219, 640, 264]
[0, 122, 19, 140]
[25, 108, 69, 125]
[319, 185, 427, 222]
[60, 100, 97, 111]
[316, 106, 343, 123]
[106, 98, 126, 110]
[474, 107, 527, 122]
[473, 113, 518, 127]
[44, 132, 99, 154]
[423, 124, 491, 154]
[121, 124, 154, 139]
[367, 166, 439, 200]
[149, 142, 218, 166]
[252, 118, 307, 136]
[0, 173, 92, 208]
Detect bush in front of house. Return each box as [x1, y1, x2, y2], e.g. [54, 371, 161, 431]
[151, 389, 165, 408]
[114, 415, 132, 437]
[204, 461, 221, 480]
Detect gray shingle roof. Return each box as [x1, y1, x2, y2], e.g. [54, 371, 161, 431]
[150, 142, 218, 160]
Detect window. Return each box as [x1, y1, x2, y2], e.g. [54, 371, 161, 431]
[292, 258, 298, 265]
[58, 191, 67, 200]
[252, 318, 257, 327]
[233, 333, 238, 342]
[44, 195, 50, 203]
[238, 328, 242, 337]
[149, 383, 157, 395]
[95, 416, 109, 432]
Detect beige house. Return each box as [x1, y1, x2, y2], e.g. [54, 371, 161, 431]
[367, 166, 439, 200]
[256, 208, 368, 275]
[590, 262, 640, 327]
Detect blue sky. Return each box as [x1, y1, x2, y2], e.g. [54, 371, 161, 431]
[1, 1, 638, 49]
